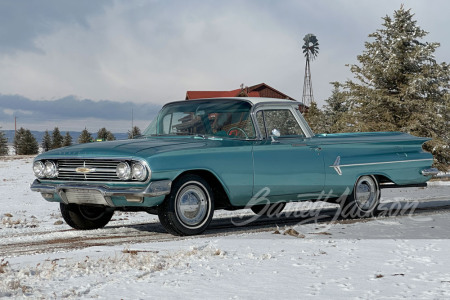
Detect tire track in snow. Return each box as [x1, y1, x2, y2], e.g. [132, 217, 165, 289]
[1, 198, 449, 257]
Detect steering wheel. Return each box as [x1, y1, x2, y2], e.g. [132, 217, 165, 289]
[227, 127, 249, 139]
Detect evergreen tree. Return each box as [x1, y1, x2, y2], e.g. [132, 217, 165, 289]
[13, 127, 26, 155]
[51, 127, 64, 149]
[341, 6, 449, 169]
[0, 128, 8, 156]
[14, 128, 38, 155]
[128, 126, 142, 139]
[78, 128, 93, 144]
[97, 127, 115, 141]
[42, 130, 52, 152]
[63, 132, 73, 147]
[303, 102, 327, 134]
[322, 82, 355, 133]
[106, 131, 115, 141]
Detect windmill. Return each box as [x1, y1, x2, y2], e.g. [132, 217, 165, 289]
[301, 34, 319, 112]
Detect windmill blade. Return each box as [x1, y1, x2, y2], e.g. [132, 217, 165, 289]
[302, 33, 319, 60]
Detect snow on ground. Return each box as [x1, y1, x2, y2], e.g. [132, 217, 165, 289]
[2, 234, 450, 299]
[1, 156, 450, 299]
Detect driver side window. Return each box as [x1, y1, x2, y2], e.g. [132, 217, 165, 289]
[256, 109, 305, 138]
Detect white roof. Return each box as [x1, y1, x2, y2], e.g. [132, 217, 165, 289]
[187, 97, 302, 105]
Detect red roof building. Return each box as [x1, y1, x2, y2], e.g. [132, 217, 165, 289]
[186, 83, 296, 101]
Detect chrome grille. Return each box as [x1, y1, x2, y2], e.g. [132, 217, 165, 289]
[57, 159, 122, 181]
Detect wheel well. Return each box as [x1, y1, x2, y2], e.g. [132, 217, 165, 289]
[374, 174, 394, 185]
[174, 170, 232, 210]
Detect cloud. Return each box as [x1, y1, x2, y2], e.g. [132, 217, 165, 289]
[0, 94, 161, 131]
[0, 0, 448, 117]
[0, 0, 108, 54]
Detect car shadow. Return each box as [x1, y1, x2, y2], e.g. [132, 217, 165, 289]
[108, 199, 450, 237]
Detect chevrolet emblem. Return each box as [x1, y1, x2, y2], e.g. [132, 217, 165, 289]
[75, 167, 95, 174]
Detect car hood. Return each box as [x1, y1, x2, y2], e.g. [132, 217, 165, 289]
[36, 137, 215, 159]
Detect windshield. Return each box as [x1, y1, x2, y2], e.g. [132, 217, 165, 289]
[143, 100, 256, 139]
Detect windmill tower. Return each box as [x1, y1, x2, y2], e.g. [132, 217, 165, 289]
[301, 34, 319, 112]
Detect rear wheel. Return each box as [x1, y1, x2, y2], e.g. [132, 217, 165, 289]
[158, 174, 214, 236]
[340, 175, 380, 218]
[251, 202, 286, 217]
[60, 203, 114, 230]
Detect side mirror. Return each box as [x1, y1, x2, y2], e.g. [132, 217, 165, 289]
[270, 129, 280, 143]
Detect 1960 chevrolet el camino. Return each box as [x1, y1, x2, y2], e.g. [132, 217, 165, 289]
[31, 98, 438, 235]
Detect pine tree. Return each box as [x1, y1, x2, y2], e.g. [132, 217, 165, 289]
[51, 127, 64, 149]
[341, 6, 449, 169]
[13, 128, 26, 155]
[0, 128, 8, 156]
[106, 131, 115, 141]
[322, 82, 355, 133]
[42, 130, 52, 152]
[303, 102, 327, 134]
[128, 126, 141, 139]
[78, 128, 93, 144]
[63, 132, 73, 147]
[14, 128, 38, 155]
[97, 128, 115, 141]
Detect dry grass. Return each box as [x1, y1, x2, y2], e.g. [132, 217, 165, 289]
[283, 228, 306, 238]
[0, 259, 9, 273]
[0, 155, 36, 162]
[122, 249, 159, 255]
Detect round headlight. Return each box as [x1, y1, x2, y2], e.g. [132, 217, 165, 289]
[33, 161, 45, 178]
[43, 161, 58, 178]
[132, 162, 148, 181]
[116, 162, 131, 180]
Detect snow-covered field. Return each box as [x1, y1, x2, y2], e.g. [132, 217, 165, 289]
[1, 156, 450, 299]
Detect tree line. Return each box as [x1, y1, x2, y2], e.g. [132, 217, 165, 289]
[0, 126, 141, 156]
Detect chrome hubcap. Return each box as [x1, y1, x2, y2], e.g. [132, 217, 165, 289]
[354, 176, 378, 211]
[176, 182, 209, 228]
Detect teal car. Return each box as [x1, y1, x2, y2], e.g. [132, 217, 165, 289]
[31, 98, 438, 235]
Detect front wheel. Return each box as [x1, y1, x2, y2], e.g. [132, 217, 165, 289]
[60, 203, 114, 230]
[158, 174, 214, 236]
[340, 175, 380, 219]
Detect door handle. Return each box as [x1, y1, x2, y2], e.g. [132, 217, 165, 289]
[309, 146, 322, 152]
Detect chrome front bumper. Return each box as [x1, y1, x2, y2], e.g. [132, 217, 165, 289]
[30, 179, 172, 206]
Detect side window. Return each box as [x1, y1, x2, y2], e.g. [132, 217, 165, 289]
[161, 114, 173, 135]
[258, 109, 305, 138]
[256, 111, 266, 137]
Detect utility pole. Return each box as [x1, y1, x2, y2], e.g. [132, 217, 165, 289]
[14, 116, 17, 155]
[131, 108, 134, 139]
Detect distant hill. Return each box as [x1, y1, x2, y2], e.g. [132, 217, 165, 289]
[2, 130, 129, 144]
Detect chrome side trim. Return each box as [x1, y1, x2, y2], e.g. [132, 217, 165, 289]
[332, 156, 342, 175]
[329, 157, 434, 175]
[30, 179, 172, 206]
[421, 168, 439, 176]
[337, 158, 433, 167]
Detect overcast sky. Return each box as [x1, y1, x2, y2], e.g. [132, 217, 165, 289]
[0, 0, 449, 132]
